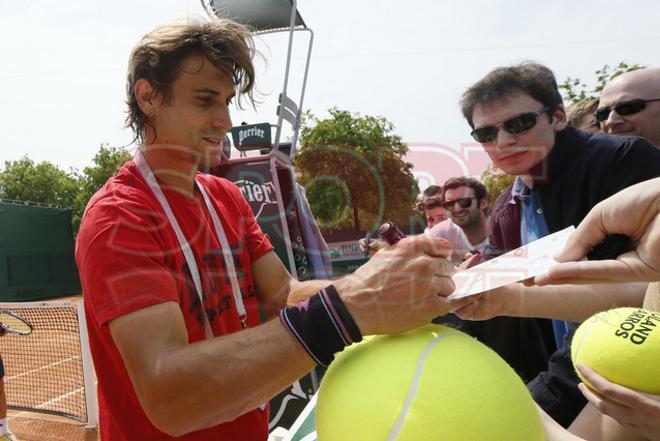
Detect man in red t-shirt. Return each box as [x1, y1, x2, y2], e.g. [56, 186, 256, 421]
[75, 19, 457, 440]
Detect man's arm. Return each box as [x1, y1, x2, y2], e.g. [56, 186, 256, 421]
[109, 302, 314, 436]
[250, 251, 333, 315]
[451, 281, 647, 323]
[538, 404, 585, 441]
[109, 234, 455, 436]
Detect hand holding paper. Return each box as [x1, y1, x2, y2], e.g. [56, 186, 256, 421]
[448, 226, 575, 301]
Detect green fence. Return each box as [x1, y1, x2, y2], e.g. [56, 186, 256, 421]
[0, 203, 80, 301]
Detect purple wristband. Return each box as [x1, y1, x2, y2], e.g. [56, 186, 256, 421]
[280, 285, 363, 366]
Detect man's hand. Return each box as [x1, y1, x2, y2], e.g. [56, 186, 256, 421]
[450, 283, 523, 321]
[578, 364, 660, 441]
[358, 237, 386, 257]
[535, 178, 660, 286]
[336, 234, 455, 335]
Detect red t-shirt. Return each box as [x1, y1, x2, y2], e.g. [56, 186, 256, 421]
[76, 161, 273, 440]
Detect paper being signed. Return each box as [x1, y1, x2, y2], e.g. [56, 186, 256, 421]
[448, 226, 575, 301]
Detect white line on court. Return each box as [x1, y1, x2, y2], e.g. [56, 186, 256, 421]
[36, 387, 84, 409]
[6, 355, 80, 381]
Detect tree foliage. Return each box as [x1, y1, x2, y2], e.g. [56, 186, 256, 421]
[72, 144, 132, 232]
[295, 108, 418, 231]
[0, 144, 131, 235]
[559, 62, 645, 105]
[481, 164, 515, 209]
[0, 156, 78, 208]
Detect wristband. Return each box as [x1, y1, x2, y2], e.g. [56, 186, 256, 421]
[280, 285, 363, 366]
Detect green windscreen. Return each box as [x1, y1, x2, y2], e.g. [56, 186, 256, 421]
[0, 203, 80, 301]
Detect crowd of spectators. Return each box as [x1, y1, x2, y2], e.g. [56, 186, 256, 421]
[413, 64, 660, 441]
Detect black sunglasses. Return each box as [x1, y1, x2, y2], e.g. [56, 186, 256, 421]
[442, 197, 476, 211]
[471, 107, 549, 143]
[593, 98, 660, 123]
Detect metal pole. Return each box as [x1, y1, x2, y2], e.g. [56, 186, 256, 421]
[273, 0, 299, 150]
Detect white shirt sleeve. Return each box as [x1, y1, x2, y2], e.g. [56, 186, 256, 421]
[425, 220, 472, 265]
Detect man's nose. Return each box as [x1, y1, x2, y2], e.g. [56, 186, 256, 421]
[211, 105, 232, 130]
[602, 109, 625, 132]
[495, 129, 516, 150]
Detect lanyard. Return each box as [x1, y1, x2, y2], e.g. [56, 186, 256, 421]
[134, 149, 248, 339]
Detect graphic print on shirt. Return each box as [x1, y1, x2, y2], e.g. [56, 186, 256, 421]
[181, 244, 257, 328]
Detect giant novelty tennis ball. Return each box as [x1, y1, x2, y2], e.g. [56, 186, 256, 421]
[572, 307, 660, 394]
[316, 324, 544, 441]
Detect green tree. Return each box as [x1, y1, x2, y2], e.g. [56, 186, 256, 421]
[481, 164, 515, 209]
[0, 145, 131, 235]
[560, 62, 645, 105]
[295, 108, 418, 231]
[0, 156, 78, 208]
[73, 144, 132, 232]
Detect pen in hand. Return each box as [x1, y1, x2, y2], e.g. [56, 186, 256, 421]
[377, 221, 407, 245]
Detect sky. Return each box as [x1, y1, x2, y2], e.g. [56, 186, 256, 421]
[3, 0, 660, 186]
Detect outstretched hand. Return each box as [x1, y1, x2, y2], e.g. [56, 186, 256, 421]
[450, 283, 523, 321]
[535, 178, 660, 286]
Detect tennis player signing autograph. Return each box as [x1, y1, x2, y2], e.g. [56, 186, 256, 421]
[75, 19, 455, 441]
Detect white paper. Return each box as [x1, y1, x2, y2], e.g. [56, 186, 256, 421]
[447, 226, 575, 301]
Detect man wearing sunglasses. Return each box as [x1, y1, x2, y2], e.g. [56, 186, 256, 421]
[441, 177, 489, 254]
[417, 185, 474, 265]
[454, 62, 660, 429]
[597, 67, 660, 146]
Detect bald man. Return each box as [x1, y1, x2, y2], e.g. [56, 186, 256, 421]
[597, 68, 660, 146]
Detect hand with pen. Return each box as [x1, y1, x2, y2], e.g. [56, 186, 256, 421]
[337, 222, 456, 335]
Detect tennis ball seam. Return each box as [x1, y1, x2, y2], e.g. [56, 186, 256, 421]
[385, 333, 461, 441]
[573, 316, 600, 372]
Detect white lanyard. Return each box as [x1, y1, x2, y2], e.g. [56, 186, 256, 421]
[134, 149, 248, 339]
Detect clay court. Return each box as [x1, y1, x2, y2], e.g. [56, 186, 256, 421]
[0, 297, 98, 441]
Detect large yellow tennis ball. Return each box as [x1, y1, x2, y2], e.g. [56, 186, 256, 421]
[572, 307, 660, 394]
[316, 324, 544, 441]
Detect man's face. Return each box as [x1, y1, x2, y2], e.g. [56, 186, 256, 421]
[472, 93, 566, 176]
[424, 204, 449, 228]
[443, 186, 484, 228]
[598, 76, 660, 146]
[147, 54, 234, 169]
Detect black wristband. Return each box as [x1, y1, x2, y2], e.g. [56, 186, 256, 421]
[280, 285, 363, 366]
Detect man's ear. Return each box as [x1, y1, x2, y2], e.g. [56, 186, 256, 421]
[552, 104, 568, 131]
[479, 197, 487, 212]
[134, 79, 161, 117]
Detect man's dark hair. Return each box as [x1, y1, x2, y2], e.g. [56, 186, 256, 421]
[417, 185, 444, 212]
[460, 62, 564, 128]
[443, 177, 488, 203]
[422, 185, 443, 198]
[125, 19, 257, 144]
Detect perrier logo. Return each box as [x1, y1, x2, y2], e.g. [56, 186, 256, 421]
[233, 178, 277, 218]
[230, 122, 272, 151]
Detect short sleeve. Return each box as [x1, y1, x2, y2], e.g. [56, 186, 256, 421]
[76, 198, 180, 326]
